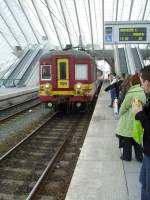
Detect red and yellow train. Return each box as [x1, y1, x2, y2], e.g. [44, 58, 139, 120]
[39, 50, 100, 110]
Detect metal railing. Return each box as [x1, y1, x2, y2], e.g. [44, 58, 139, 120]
[0, 78, 21, 88]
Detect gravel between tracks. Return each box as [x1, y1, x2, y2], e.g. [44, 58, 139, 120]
[0, 104, 52, 156]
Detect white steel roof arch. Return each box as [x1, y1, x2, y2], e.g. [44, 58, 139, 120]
[0, 0, 149, 69]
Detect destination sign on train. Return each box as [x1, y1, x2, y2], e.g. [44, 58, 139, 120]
[119, 27, 146, 42]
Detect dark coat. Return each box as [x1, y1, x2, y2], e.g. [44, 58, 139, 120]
[104, 80, 123, 99]
[135, 94, 150, 156]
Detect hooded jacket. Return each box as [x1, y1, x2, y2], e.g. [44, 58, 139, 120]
[116, 84, 146, 138]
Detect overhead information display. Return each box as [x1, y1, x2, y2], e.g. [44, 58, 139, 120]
[104, 21, 150, 44]
[119, 27, 146, 42]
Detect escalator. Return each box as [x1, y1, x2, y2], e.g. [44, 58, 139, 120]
[17, 48, 43, 87]
[114, 47, 128, 75]
[118, 48, 128, 74]
[3, 48, 33, 87]
[0, 48, 30, 87]
[3, 45, 43, 87]
[131, 48, 144, 72]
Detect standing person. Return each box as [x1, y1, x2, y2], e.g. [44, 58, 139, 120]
[116, 74, 146, 161]
[116, 75, 131, 148]
[118, 75, 131, 109]
[105, 73, 117, 107]
[133, 66, 150, 200]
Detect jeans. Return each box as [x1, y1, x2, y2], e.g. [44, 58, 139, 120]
[110, 88, 116, 104]
[140, 155, 150, 200]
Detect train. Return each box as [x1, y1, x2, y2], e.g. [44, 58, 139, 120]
[39, 49, 101, 111]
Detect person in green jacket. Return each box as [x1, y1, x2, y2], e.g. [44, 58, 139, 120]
[116, 74, 146, 161]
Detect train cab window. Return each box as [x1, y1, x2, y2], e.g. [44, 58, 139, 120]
[75, 64, 88, 80]
[60, 62, 66, 80]
[41, 65, 51, 80]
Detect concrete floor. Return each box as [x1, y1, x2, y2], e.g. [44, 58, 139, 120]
[65, 85, 141, 200]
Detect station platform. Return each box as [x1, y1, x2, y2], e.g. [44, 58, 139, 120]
[0, 86, 38, 100]
[65, 85, 141, 200]
[0, 86, 38, 109]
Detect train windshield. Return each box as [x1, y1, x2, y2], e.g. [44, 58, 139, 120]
[60, 62, 66, 80]
[75, 64, 88, 80]
[41, 65, 51, 80]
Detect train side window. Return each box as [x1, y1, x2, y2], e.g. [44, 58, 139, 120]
[41, 65, 51, 80]
[75, 64, 88, 80]
[93, 64, 97, 81]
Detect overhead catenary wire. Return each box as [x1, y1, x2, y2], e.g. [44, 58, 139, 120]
[59, 0, 72, 45]
[45, 0, 63, 49]
[137, 3, 144, 20]
[53, 0, 64, 22]
[63, 0, 78, 42]
[40, 0, 73, 45]
[31, 0, 49, 40]
[38, 0, 67, 44]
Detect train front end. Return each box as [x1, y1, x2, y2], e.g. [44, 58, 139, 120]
[39, 50, 98, 109]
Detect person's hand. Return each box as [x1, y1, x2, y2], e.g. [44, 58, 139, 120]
[132, 105, 142, 114]
[132, 98, 143, 114]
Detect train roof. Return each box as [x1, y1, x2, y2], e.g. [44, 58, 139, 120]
[40, 50, 93, 60]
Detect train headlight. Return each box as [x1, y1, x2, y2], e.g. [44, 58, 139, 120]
[45, 83, 50, 89]
[76, 83, 81, 89]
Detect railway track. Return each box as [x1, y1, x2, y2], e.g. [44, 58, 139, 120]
[28, 111, 91, 200]
[0, 98, 40, 122]
[0, 111, 92, 199]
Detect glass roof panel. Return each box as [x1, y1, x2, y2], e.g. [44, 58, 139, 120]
[0, 0, 149, 70]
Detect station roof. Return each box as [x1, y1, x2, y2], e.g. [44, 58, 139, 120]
[0, 0, 150, 68]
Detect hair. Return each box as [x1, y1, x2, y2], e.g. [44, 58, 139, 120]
[140, 65, 150, 81]
[122, 73, 126, 79]
[112, 72, 116, 77]
[121, 75, 131, 94]
[129, 73, 141, 86]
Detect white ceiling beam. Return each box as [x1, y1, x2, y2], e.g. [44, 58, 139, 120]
[59, 0, 72, 45]
[115, 0, 119, 21]
[31, 0, 49, 42]
[128, 0, 134, 20]
[102, 0, 104, 49]
[142, 0, 148, 20]
[73, 0, 83, 48]
[17, 0, 40, 44]
[4, 0, 28, 44]
[0, 6, 21, 47]
[45, 0, 63, 49]
[0, 31, 14, 51]
[88, 0, 94, 51]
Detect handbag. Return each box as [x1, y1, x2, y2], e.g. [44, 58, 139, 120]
[133, 118, 143, 144]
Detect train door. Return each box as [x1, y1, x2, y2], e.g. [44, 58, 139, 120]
[57, 59, 69, 88]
